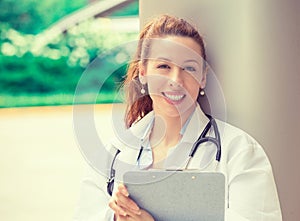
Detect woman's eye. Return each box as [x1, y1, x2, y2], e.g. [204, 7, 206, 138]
[157, 64, 170, 69]
[183, 66, 196, 72]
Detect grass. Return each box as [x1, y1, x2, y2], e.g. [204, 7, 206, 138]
[0, 92, 122, 108]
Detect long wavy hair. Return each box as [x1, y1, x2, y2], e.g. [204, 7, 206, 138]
[123, 14, 207, 128]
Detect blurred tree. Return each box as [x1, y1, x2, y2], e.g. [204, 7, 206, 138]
[0, 0, 139, 107]
[106, 1, 138, 17]
[0, 0, 87, 34]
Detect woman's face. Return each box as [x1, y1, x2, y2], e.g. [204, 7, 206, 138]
[140, 36, 207, 118]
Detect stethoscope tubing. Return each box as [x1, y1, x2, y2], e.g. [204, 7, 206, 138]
[189, 117, 221, 161]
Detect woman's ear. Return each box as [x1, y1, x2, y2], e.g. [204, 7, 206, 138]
[200, 66, 208, 89]
[138, 62, 147, 84]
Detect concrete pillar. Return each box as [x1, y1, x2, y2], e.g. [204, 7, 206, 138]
[139, 1, 300, 220]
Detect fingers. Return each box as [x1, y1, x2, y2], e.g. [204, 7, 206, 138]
[109, 197, 127, 217]
[117, 184, 140, 211]
[109, 184, 141, 217]
[109, 196, 140, 218]
[118, 183, 129, 197]
[116, 209, 155, 221]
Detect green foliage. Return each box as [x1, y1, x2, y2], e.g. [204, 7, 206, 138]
[0, 19, 137, 94]
[0, 0, 139, 108]
[0, 0, 87, 34]
[0, 92, 120, 108]
[0, 23, 137, 107]
[108, 1, 139, 17]
[0, 55, 83, 94]
[0, 93, 75, 108]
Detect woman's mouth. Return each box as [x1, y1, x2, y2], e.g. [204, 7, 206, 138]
[162, 92, 185, 104]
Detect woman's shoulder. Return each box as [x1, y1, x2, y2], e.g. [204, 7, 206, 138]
[215, 119, 263, 152]
[216, 119, 247, 136]
[216, 119, 273, 171]
[109, 111, 154, 150]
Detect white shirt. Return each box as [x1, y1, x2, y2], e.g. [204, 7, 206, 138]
[73, 105, 282, 221]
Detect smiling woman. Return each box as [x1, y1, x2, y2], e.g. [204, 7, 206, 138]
[138, 36, 206, 121]
[124, 16, 207, 128]
[74, 14, 282, 221]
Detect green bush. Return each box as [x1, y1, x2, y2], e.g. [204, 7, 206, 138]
[0, 0, 88, 34]
[0, 55, 80, 93]
[0, 16, 138, 107]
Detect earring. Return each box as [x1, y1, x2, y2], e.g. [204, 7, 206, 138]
[200, 89, 205, 96]
[141, 85, 146, 94]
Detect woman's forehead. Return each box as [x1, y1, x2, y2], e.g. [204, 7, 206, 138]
[142, 38, 204, 65]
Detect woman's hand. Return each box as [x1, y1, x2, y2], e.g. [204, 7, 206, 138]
[109, 183, 154, 221]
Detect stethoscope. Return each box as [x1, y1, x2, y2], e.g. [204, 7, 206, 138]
[184, 115, 221, 169]
[107, 115, 221, 196]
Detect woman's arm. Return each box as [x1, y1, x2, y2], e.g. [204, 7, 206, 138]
[226, 135, 282, 221]
[73, 165, 115, 221]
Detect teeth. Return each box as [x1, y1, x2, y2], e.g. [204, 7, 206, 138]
[164, 93, 184, 101]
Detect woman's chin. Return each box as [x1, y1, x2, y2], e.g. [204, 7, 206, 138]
[153, 98, 196, 119]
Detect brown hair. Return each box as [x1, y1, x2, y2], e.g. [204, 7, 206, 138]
[123, 14, 207, 128]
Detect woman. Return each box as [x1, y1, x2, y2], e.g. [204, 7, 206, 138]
[74, 15, 282, 221]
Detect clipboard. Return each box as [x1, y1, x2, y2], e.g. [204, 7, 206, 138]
[123, 170, 225, 221]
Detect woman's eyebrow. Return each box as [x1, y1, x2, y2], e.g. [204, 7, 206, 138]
[155, 57, 172, 62]
[156, 57, 199, 63]
[184, 59, 200, 64]
[153, 57, 201, 66]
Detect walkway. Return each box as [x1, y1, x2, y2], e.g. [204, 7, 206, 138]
[0, 104, 124, 221]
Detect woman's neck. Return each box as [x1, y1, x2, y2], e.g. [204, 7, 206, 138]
[151, 115, 181, 147]
[150, 108, 194, 149]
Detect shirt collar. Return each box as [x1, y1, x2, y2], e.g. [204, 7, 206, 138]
[134, 104, 209, 145]
[113, 104, 209, 151]
[179, 110, 193, 135]
[180, 104, 210, 144]
[129, 111, 155, 140]
[110, 111, 154, 151]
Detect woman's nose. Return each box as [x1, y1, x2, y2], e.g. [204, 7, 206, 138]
[169, 67, 184, 87]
